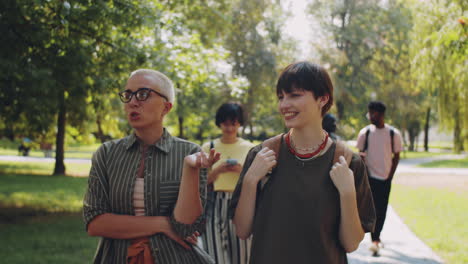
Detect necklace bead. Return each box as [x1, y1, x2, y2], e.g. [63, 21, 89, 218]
[286, 131, 329, 159]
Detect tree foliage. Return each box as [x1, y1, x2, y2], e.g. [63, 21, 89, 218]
[409, 0, 467, 152]
[0, 0, 158, 174]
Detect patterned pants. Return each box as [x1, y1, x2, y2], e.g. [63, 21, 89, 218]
[202, 191, 251, 264]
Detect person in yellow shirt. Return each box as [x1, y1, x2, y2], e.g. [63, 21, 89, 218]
[201, 102, 254, 264]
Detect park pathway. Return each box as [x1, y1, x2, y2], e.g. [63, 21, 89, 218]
[348, 153, 467, 263]
[347, 205, 444, 264]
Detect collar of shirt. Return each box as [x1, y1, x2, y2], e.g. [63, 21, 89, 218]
[124, 128, 173, 153]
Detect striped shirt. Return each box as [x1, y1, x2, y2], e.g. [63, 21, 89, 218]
[83, 129, 214, 264]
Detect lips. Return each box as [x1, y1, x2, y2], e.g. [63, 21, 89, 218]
[129, 111, 140, 121]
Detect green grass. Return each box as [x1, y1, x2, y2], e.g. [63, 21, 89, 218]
[391, 184, 468, 264]
[0, 160, 91, 176]
[0, 170, 97, 263]
[400, 151, 450, 159]
[0, 173, 88, 213]
[0, 214, 99, 264]
[419, 158, 468, 168]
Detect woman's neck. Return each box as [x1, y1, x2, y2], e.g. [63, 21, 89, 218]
[135, 126, 164, 145]
[290, 125, 324, 148]
[220, 134, 238, 144]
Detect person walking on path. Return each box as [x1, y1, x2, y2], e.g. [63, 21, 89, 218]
[356, 101, 403, 256]
[229, 61, 376, 264]
[83, 69, 220, 264]
[201, 102, 255, 264]
[322, 113, 340, 140]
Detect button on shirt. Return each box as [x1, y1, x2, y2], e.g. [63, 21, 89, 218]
[83, 129, 214, 264]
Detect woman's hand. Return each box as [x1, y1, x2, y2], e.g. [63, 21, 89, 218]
[245, 147, 277, 184]
[158, 216, 198, 250]
[185, 148, 221, 169]
[217, 162, 242, 174]
[330, 156, 355, 195]
[184, 231, 200, 245]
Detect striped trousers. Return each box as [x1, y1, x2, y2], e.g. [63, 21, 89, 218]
[202, 191, 251, 264]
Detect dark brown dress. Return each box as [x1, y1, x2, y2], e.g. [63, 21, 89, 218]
[229, 139, 375, 264]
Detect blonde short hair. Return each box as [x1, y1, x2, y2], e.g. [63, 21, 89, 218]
[130, 69, 175, 103]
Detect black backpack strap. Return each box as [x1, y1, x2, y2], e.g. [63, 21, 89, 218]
[210, 140, 214, 150]
[362, 127, 371, 152]
[390, 128, 395, 153]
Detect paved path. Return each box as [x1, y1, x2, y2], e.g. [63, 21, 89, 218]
[346, 154, 468, 264]
[347, 205, 444, 264]
[0, 155, 91, 164]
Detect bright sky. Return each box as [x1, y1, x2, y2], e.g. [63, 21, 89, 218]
[282, 0, 316, 60]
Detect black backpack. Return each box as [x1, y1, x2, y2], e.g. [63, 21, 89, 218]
[361, 126, 395, 153]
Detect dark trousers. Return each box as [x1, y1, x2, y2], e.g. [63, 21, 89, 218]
[368, 177, 392, 242]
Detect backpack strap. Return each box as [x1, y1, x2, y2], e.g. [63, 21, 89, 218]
[259, 134, 283, 188]
[390, 128, 395, 153]
[362, 127, 371, 152]
[262, 134, 283, 160]
[333, 140, 353, 166]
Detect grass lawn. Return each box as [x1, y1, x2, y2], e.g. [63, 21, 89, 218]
[391, 184, 468, 264]
[0, 173, 88, 213]
[419, 158, 468, 168]
[0, 171, 98, 263]
[399, 151, 449, 159]
[0, 160, 91, 176]
[0, 214, 99, 264]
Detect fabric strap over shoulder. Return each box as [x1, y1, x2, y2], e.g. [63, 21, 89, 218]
[333, 140, 353, 166]
[260, 134, 283, 189]
[262, 134, 283, 159]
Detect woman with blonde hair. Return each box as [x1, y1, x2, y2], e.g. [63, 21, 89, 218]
[84, 69, 219, 264]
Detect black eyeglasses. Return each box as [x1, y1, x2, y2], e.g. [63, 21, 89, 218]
[118, 88, 168, 103]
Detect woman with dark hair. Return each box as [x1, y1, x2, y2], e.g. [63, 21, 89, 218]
[229, 62, 376, 263]
[201, 102, 255, 264]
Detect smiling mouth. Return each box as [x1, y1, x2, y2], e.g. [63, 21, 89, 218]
[283, 112, 298, 120]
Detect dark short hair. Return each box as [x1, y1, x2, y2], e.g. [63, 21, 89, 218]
[215, 102, 245, 127]
[276, 61, 334, 116]
[368, 101, 386, 113]
[322, 113, 337, 133]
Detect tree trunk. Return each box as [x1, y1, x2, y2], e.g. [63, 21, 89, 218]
[453, 109, 463, 153]
[245, 84, 255, 139]
[336, 100, 345, 121]
[408, 132, 415, 151]
[53, 91, 66, 176]
[178, 116, 185, 139]
[423, 107, 431, 152]
[96, 118, 106, 143]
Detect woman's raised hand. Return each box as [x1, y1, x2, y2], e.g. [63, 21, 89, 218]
[245, 147, 277, 183]
[185, 148, 221, 169]
[329, 156, 355, 195]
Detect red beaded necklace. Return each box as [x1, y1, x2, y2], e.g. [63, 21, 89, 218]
[285, 131, 329, 159]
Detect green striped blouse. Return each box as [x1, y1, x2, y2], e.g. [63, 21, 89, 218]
[83, 129, 214, 263]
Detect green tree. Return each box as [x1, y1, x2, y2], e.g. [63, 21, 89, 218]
[225, 0, 288, 138]
[409, 0, 467, 152]
[0, 0, 158, 175]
